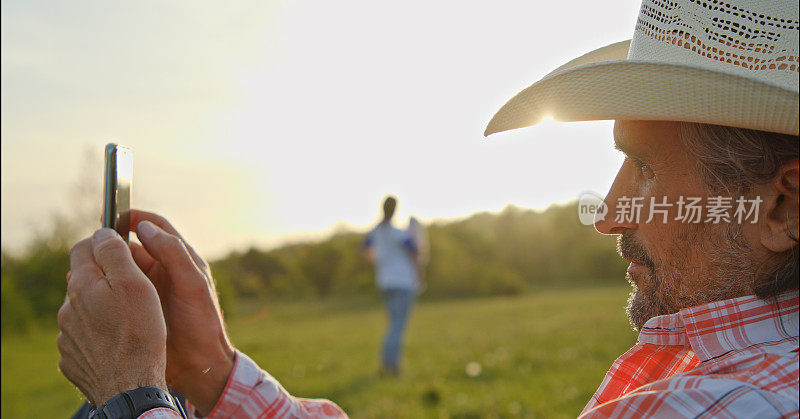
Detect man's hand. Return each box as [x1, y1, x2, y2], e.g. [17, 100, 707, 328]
[57, 229, 168, 406]
[127, 210, 235, 416]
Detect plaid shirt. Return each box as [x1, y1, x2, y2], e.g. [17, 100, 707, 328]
[140, 352, 346, 418]
[139, 291, 798, 418]
[580, 291, 799, 418]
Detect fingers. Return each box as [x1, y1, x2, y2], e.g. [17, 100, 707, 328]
[129, 210, 207, 271]
[136, 221, 207, 293]
[129, 242, 168, 294]
[130, 210, 183, 237]
[91, 229, 142, 281]
[69, 239, 101, 290]
[70, 238, 95, 273]
[129, 241, 157, 274]
[56, 300, 94, 401]
[57, 331, 91, 400]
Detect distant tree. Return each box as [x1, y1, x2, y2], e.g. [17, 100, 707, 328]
[1, 148, 102, 334]
[1, 214, 74, 327]
[299, 244, 342, 297]
[327, 233, 374, 294]
[2, 253, 35, 335]
[240, 248, 286, 288]
[209, 201, 625, 302]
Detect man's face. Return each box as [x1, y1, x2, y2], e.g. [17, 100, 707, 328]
[595, 121, 758, 330]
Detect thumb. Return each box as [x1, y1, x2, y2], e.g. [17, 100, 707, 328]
[91, 229, 141, 279]
[136, 221, 206, 291]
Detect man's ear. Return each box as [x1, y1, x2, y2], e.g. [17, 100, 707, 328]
[759, 158, 799, 252]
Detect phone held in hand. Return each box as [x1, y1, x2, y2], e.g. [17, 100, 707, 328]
[102, 143, 133, 242]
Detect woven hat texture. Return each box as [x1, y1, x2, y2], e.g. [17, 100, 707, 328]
[485, 0, 799, 136]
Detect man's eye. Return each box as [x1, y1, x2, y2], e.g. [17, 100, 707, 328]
[640, 163, 654, 179]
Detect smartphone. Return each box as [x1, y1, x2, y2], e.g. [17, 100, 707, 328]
[102, 143, 133, 242]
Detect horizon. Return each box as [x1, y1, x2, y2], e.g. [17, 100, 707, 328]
[210, 197, 587, 258]
[0, 195, 584, 260]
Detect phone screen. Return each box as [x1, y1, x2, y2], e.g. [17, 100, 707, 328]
[102, 144, 133, 241]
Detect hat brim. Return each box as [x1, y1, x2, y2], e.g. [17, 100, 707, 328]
[485, 40, 799, 136]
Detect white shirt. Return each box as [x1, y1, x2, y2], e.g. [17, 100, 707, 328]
[364, 222, 419, 291]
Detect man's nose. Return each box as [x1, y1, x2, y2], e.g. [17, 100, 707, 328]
[595, 170, 639, 235]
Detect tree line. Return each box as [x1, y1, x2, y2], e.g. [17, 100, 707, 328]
[2, 202, 627, 335]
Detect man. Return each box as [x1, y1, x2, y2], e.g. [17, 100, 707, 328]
[483, 0, 799, 416]
[362, 196, 420, 376]
[58, 0, 797, 418]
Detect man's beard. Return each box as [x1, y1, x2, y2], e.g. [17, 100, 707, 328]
[618, 224, 757, 331]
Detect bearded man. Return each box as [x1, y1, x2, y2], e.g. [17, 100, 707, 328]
[485, 0, 799, 416]
[58, 0, 797, 417]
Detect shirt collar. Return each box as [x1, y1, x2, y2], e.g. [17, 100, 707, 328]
[637, 290, 799, 361]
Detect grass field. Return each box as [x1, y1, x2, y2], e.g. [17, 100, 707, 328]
[2, 285, 637, 418]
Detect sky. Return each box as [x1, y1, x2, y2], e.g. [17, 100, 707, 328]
[1, 0, 639, 258]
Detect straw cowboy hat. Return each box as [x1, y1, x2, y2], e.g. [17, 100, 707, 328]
[485, 0, 799, 137]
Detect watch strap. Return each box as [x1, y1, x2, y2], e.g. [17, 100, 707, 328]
[89, 386, 179, 419]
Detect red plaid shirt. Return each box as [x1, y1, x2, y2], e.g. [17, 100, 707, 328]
[580, 291, 799, 418]
[140, 291, 798, 419]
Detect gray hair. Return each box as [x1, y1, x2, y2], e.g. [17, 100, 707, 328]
[678, 122, 798, 299]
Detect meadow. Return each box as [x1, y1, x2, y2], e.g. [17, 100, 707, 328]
[2, 285, 637, 418]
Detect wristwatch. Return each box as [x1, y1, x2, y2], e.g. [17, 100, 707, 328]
[88, 386, 181, 419]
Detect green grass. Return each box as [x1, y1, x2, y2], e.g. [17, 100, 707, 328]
[2, 285, 637, 418]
